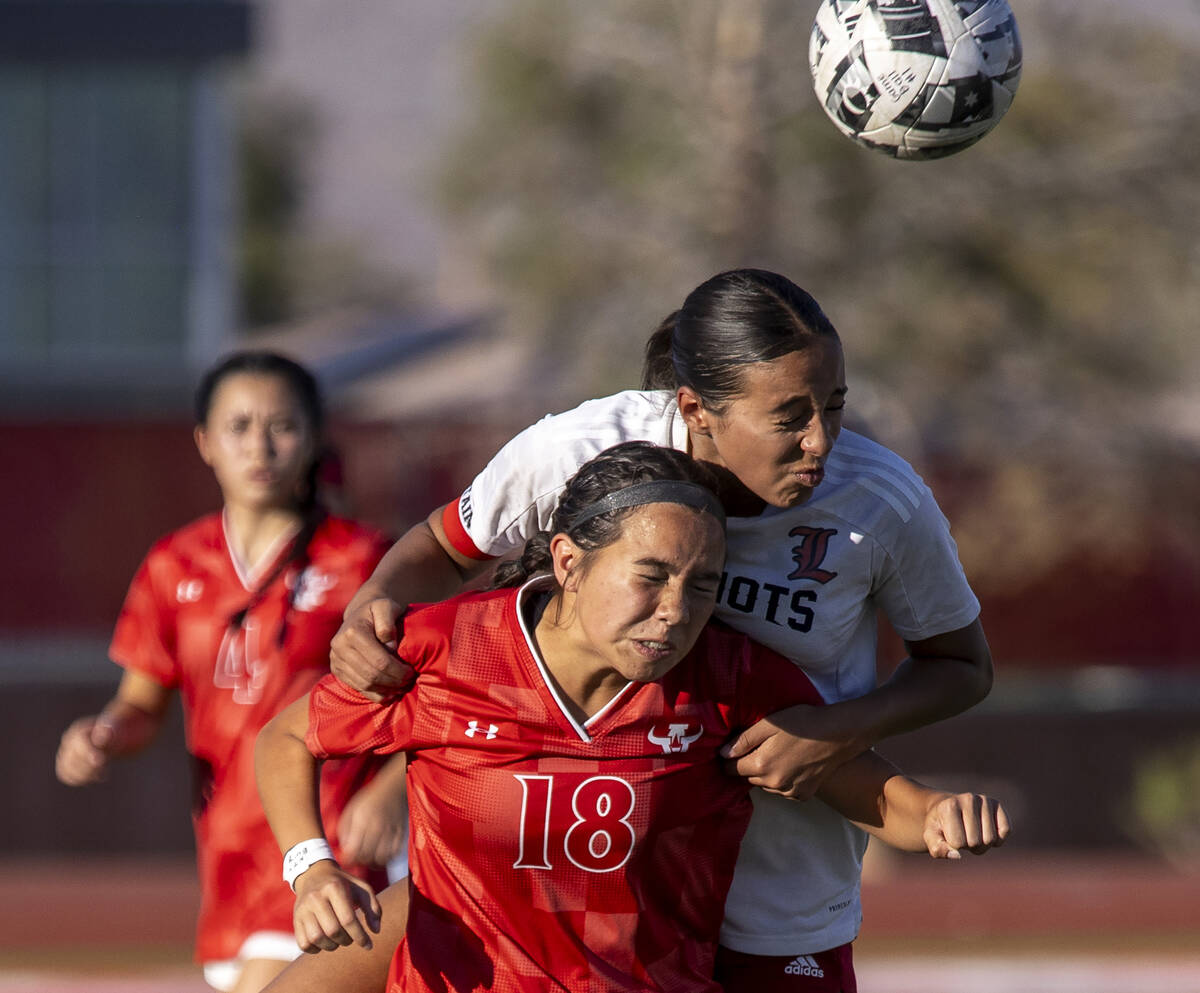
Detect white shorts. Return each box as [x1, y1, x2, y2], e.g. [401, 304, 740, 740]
[202, 931, 301, 991]
[386, 839, 409, 883]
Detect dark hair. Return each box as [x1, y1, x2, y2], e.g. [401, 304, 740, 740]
[195, 350, 328, 644]
[492, 441, 723, 589]
[641, 269, 840, 413]
[195, 350, 324, 436]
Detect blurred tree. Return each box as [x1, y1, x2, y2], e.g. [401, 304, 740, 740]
[1126, 736, 1200, 869]
[237, 93, 316, 326]
[236, 92, 419, 328]
[435, 0, 1200, 598]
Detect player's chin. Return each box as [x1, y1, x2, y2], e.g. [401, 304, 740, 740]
[623, 646, 684, 682]
[770, 484, 815, 509]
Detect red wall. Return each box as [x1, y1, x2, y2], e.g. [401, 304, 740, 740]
[3, 419, 1196, 669]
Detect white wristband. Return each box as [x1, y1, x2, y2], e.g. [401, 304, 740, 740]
[282, 838, 336, 891]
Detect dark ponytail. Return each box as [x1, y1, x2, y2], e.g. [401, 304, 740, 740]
[639, 269, 840, 413]
[640, 311, 680, 390]
[492, 532, 554, 589]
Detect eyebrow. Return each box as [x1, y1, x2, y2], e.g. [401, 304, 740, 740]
[771, 386, 848, 414]
[633, 557, 723, 583]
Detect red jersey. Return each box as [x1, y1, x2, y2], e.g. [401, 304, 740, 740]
[110, 511, 391, 963]
[306, 582, 824, 993]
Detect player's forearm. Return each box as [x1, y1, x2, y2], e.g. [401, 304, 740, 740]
[817, 751, 940, 851]
[102, 670, 174, 755]
[824, 621, 993, 752]
[93, 699, 164, 755]
[817, 667, 980, 757]
[816, 748, 897, 830]
[345, 520, 476, 619]
[861, 775, 947, 852]
[256, 699, 327, 851]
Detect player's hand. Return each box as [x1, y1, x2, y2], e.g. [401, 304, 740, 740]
[721, 703, 861, 800]
[337, 776, 407, 867]
[292, 861, 382, 953]
[330, 598, 415, 702]
[922, 792, 1010, 859]
[55, 714, 118, 786]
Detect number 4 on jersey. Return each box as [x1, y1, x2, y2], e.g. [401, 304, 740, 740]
[514, 774, 636, 873]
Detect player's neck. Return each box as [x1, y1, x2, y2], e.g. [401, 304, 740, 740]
[222, 503, 304, 577]
[685, 432, 767, 517]
[533, 600, 628, 722]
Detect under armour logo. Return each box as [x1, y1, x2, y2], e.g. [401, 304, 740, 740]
[647, 722, 703, 754]
[465, 720, 499, 739]
[176, 579, 203, 603]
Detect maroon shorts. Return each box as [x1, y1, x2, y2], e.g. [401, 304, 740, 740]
[714, 942, 856, 993]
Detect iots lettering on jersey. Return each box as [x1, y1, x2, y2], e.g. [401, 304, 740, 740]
[715, 572, 821, 632]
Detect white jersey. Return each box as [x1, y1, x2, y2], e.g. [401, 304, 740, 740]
[441, 389, 980, 955]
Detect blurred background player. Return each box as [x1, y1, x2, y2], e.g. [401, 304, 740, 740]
[256, 441, 1008, 993]
[327, 268, 993, 993]
[55, 351, 408, 993]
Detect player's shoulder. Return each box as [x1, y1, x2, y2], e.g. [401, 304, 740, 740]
[311, 514, 390, 554]
[523, 389, 680, 448]
[816, 429, 936, 529]
[144, 512, 224, 562]
[672, 619, 757, 690]
[691, 617, 797, 668]
[404, 586, 514, 634]
[827, 429, 921, 480]
[399, 587, 514, 665]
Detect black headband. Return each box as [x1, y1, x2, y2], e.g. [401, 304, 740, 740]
[566, 480, 726, 532]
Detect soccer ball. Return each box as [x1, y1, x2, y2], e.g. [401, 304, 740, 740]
[808, 0, 1022, 160]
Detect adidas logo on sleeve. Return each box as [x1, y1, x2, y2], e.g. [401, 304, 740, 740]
[784, 954, 825, 978]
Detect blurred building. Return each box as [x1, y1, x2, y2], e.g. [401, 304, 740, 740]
[0, 0, 255, 414]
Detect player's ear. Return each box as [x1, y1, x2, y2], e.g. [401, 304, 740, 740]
[549, 533, 584, 591]
[194, 425, 213, 466]
[677, 386, 713, 437]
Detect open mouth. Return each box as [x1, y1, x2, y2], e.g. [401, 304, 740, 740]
[633, 639, 675, 661]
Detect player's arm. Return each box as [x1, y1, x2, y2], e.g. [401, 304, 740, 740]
[335, 753, 408, 867]
[55, 669, 173, 786]
[724, 618, 992, 799]
[256, 697, 382, 953]
[816, 749, 1009, 859]
[331, 504, 491, 700]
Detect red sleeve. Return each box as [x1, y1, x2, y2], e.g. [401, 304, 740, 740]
[731, 638, 825, 729]
[306, 602, 446, 758]
[306, 673, 415, 759]
[440, 498, 495, 562]
[108, 549, 179, 689]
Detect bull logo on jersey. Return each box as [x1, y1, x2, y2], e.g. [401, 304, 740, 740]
[787, 526, 839, 584]
[647, 722, 704, 754]
[213, 620, 266, 705]
[290, 566, 337, 612]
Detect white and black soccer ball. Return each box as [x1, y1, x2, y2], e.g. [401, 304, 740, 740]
[809, 0, 1022, 160]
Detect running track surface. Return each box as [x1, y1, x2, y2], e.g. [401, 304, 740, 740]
[4, 852, 1198, 992]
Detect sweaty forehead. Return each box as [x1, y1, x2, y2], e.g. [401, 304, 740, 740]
[617, 504, 725, 559]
